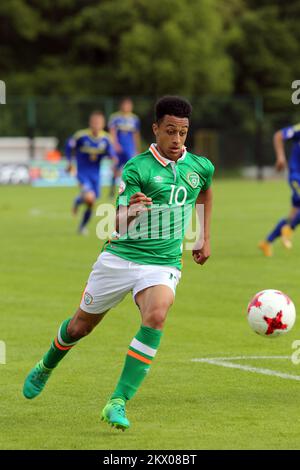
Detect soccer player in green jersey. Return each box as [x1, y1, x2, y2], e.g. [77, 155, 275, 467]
[23, 96, 214, 431]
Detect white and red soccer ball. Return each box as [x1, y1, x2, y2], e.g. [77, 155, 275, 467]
[247, 289, 296, 337]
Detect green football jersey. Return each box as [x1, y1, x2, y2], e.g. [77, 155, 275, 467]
[104, 143, 214, 269]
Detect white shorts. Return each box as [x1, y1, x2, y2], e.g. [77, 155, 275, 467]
[80, 252, 181, 314]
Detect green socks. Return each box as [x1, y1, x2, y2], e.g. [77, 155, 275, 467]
[41, 321, 163, 403]
[111, 325, 163, 401]
[42, 318, 78, 369]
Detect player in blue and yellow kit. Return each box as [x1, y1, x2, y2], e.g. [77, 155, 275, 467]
[66, 111, 117, 234]
[108, 98, 141, 197]
[259, 123, 300, 256]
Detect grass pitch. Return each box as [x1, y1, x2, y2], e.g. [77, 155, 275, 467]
[1, 179, 300, 450]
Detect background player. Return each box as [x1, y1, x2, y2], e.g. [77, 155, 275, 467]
[259, 123, 300, 256]
[65, 110, 117, 234]
[23, 96, 214, 431]
[108, 98, 141, 197]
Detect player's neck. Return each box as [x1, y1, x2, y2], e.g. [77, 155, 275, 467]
[90, 129, 102, 137]
[156, 144, 182, 162]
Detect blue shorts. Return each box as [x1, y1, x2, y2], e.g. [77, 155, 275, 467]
[289, 172, 300, 208]
[116, 150, 134, 169]
[77, 174, 100, 198]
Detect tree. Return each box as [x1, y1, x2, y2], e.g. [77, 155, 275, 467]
[1, 0, 232, 96]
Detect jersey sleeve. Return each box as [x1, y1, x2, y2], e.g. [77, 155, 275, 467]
[201, 159, 215, 191]
[134, 115, 141, 132]
[105, 136, 117, 158]
[108, 114, 118, 130]
[281, 123, 300, 141]
[65, 136, 77, 161]
[116, 162, 142, 206]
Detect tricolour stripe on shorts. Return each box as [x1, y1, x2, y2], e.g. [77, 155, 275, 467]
[130, 338, 157, 358]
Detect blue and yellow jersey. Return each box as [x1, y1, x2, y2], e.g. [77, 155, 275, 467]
[281, 123, 300, 173]
[108, 112, 140, 157]
[65, 128, 115, 177]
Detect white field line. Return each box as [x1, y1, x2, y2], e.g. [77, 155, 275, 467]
[191, 356, 300, 382]
[192, 355, 291, 361]
[29, 209, 69, 219]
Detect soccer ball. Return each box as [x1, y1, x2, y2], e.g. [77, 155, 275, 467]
[247, 289, 296, 337]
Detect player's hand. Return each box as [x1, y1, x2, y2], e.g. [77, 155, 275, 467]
[192, 239, 210, 265]
[129, 192, 152, 206]
[275, 157, 287, 171]
[115, 142, 123, 154]
[112, 156, 119, 169]
[66, 163, 74, 174]
[128, 192, 152, 217]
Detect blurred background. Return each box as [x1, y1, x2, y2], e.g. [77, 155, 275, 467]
[1, 0, 300, 184]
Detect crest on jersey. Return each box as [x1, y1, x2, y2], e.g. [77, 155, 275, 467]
[187, 172, 199, 188]
[118, 180, 126, 194]
[84, 292, 93, 305]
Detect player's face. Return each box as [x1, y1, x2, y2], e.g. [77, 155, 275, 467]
[89, 114, 105, 134]
[121, 99, 133, 114]
[153, 115, 189, 160]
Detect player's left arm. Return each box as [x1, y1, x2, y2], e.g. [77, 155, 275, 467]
[192, 186, 213, 265]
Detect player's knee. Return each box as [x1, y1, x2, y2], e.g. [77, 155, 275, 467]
[84, 192, 95, 206]
[143, 306, 168, 329]
[67, 320, 95, 340]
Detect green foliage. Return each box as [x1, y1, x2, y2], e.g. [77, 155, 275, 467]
[1, 0, 231, 96]
[227, 4, 300, 110]
[0, 0, 299, 113]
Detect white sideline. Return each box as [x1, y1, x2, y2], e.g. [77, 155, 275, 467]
[192, 355, 291, 361]
[191, 356, 300, 382]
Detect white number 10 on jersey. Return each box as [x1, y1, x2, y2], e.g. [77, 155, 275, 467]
[168, 185, 188, 205]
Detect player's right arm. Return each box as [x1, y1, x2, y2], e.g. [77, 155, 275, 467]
[116, 193, 152, 235]
[273, 130, 287, 171]
[274, 123, 300, 171]
[108, 114, 123, 154]
[115, 162, 152, 235]
[65, 135, 77, 173]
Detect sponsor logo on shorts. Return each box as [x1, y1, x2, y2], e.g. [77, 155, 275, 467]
[119, 180, 126, 194]
[84, 292, 93, 305]
[187, 172, 200, 188]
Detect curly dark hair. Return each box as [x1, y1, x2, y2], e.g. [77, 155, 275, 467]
[155, 96, 192, 123]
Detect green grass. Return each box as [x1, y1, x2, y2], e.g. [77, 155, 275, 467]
[1, 180, 300, 450]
